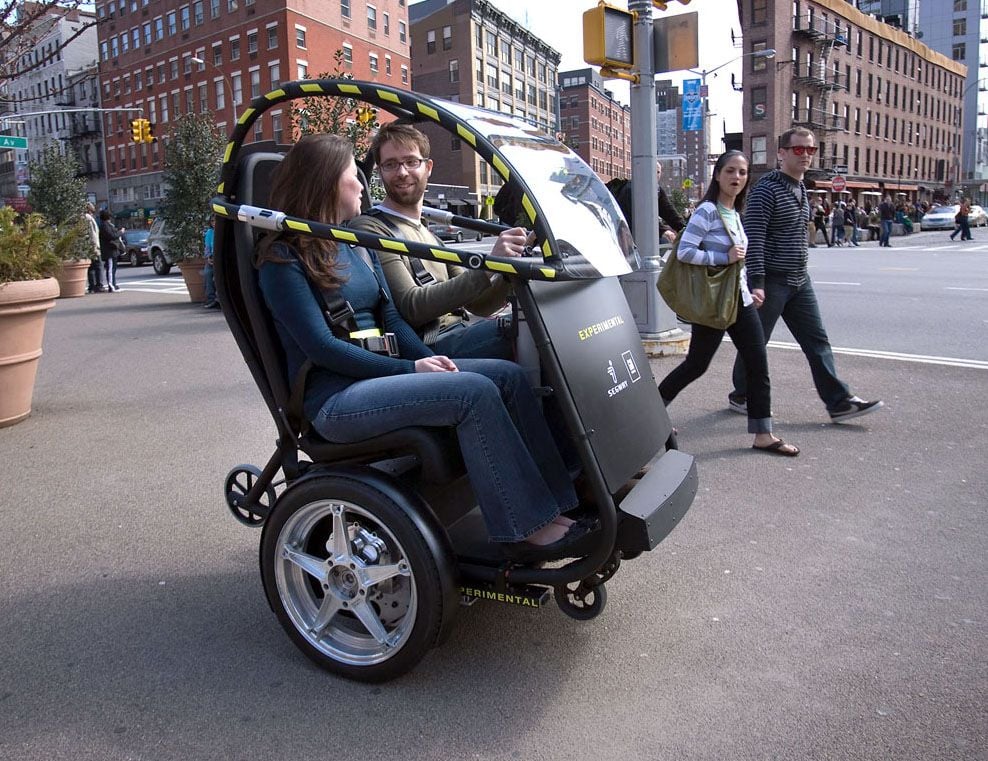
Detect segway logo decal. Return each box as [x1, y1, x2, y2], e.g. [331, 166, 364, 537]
[622, 351, 642, 383]
[578, 315, 625, 341]
[606, 359, 629, 398]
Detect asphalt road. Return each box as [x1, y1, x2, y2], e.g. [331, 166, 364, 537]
[0, 243, 985, 761]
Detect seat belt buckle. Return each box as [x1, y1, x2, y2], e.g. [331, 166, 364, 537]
[364, 332, 399, 357]
[326, 299, 355, 327]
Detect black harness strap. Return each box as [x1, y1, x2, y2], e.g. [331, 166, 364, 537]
[365, 207, 437, 286]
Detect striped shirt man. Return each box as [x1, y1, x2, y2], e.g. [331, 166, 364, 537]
[742, 168, 810, 289]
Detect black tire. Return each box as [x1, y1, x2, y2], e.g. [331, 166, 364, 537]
[454, 231, 463, 243]
[129, 250, 139, 267]
[152, 250, 171, 275]
[476, 233, 483, 241]
[554, 582, 607, 621]
[260, 475, 447, 682]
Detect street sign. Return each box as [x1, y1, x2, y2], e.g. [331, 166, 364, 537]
[682, 78, 702, 132]
[0, 135, 28, 150]
[832, 175, 847, 192]
[833, 164, 848, 174]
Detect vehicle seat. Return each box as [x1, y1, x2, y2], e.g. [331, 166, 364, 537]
[226, 147, 464, 483]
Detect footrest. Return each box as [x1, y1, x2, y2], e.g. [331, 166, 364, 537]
[459, 580, 552, 609]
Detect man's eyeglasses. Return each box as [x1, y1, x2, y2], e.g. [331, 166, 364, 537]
[783, 145, 817, 156]
[379, 158, 428, 173]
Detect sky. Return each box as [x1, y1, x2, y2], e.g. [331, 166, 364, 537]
[410, 0, 749, 148]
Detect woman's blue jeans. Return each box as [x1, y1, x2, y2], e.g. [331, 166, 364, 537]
[732, 275, 849, 411]
[312, 358, 577, 542]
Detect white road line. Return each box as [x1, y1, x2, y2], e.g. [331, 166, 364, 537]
[767, 341, 988, 370]
[814, 281, 860, 286]
[119, 286, 188, 294]
[945, 286, 988, 292]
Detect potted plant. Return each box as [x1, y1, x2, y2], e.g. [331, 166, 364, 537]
[0, 206, 60, 427]
[161, 113, 224, 303]
[27, 145, 93, 298]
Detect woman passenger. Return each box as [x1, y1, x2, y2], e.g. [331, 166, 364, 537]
[255, 134, 592, 560]
[658, 150, 799, 456]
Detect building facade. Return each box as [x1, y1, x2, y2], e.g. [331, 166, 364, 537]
[1, 7, 102, 205]
[918, 0, 987, 202]
[557, 67, 630, 184]
[94, 0, 410, 223]
[409, 0, 560, 212]
[738, 0, 966, 206]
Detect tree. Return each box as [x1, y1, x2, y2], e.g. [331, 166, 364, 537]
[26, 143, 89, 260]
[669, 187, 690, 220]
[290, 50, 380, 161]
[161, 113, 225, 261]
[0, 3, 96, 92]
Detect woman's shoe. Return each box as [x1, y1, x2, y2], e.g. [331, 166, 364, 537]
[501, 521, 598, 564]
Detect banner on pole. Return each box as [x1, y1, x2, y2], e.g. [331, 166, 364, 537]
[682, 78, 702, 132]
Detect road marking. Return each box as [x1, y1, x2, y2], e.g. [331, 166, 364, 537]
[814, 281, 860, 286]
[879, 267, 919, 271]
[945, 286, 988, 292]
[767, 341, 988, 370]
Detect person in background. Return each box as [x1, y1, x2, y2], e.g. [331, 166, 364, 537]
[728, 127, 884, 424]
[97, 210, 122, 292]
[831, 201, 846, 246]
[658, 150, 798, 456]
[84, 203, 103, 294]
[844, 200, 859, 247]
[878, 194, 896, 247]
[656, 161, 686, 243]
[950, 198, 972, 241]
[203, 217, 219, 309]
[811, 200, 831, 247]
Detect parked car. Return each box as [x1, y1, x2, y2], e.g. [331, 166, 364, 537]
[919, 205, 959, 231]
[147, 218, 177, 275]
[968, 204, 987, 227]
[120, 229, 150, 266]
[427, 222, 483, 243]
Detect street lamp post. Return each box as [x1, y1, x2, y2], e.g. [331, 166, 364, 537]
[687, 49, 775, 190]
[191, 56, 235, 128]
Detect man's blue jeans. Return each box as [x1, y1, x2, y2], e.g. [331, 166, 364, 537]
[431, 318, 512, 360]
[203, 257, 217, 304]
[880, 219, 893, 246]
[312, 358, 577, 542]
[732, 276, 849, 411]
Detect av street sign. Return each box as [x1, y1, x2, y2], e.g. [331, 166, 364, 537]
[0, 135, 28, 150]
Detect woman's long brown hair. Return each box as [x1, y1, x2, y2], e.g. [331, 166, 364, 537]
[256, 133, 354, 289]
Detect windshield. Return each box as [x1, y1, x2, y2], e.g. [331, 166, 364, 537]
[439, 100, 637, 278]
[932, 206, 956, 214]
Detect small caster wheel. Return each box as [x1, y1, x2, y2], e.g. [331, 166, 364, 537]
[554, 581, 607, 621]
[224, 464, 275, 526]
[666, 429, 679, 451]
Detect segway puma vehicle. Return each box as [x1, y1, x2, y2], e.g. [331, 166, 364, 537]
[212, 81, 697, 682]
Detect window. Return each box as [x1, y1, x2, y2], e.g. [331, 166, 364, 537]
[401, 65, 408, 84]
[449, 59, 459, 83]
[399, 21, 406, 44]
[369, 53, 378, 74]
[367, 5, 377, 31]
[427, 30, 436, 54]
[143, 22, 152, 45]
[752, 42, 769, 71]
[160, 94, 169, 122]
[295, 26, 306, 48]
[230, 37, 240, 60]
[751, 86, 766, 120]
[193, 0, 203, 25]
[297, 61, 307, 79]
[952, 43, 965, 61]
[228, 0, 237, 10]
[342, 43, 353, 67]
[210, 0, 219, 18]
[247, 31, 258, 54]
[383, 12, 390, 36]
[272, 110, 283, 143]
[183, 54, 192, 74]
[385, 55, 391, 76]
[214, 79, 225, 113]
[487, 31, 497, 57]
[132, 28, 140, 50]
[341, 0, 350, 19]
[443, 25, 452, 51]
[180, 5, 190, 32]
[231, 71, 242, 104]
[267, 25, 278, 49]
[121, 31, 129, 53]
[954, 0, 967, 9]
[953, 19, 967, 37]
[212, 44, 222, 65]
[167, 11, 176, 35]
[198, 83, 207, 112]
[170, 58, 179, 79]
[250, 68, 260, 98]
[268, 61, 280, 89]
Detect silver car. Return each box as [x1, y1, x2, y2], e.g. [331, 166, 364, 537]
[919, 205, 959, 231]
[147, 218, 177, 275]
[968, 205, 987, 227]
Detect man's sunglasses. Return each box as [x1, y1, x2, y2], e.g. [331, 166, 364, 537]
[783, 145, 817, 156]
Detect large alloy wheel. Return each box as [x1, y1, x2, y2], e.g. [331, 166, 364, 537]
[260, 476, 447, 682]
[152, 250, 171, 275]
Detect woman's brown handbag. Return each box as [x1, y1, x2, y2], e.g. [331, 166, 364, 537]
[657, 231, 741, 330]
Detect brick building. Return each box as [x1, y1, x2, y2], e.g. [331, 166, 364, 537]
[556, 67, 630, 185]
[738, 0, 965, 206]
[95, 0, 410, 222]
[409, 0, 560, 214]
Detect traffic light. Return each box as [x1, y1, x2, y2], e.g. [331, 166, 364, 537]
[140, 119, 154, 143]
[652, 0, 691, 9]
[130, 118, 143, 142]
[583, 3, 635, 70]
[356, 106, 375, 125]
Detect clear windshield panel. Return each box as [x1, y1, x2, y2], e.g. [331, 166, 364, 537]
[440, 100, 638, 278]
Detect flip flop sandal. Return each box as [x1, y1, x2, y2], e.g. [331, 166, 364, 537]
[752, 439, 800, 457]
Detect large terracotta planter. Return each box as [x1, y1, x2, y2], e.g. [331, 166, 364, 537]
[54, 259, 90, 298]
[0, 277, 59, 428]
[178, 257, 207, 303]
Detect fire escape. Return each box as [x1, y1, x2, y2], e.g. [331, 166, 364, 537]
[791, 13, 848, 177]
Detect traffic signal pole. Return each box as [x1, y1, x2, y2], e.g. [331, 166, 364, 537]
[627, 0, 683, 339]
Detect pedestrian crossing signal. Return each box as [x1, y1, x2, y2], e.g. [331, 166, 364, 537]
[140, 120, 154, 143]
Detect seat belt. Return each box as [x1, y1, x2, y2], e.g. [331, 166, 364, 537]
[365, 207, 436, 286]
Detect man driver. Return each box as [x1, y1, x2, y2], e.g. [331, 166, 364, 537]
[350, 123, 530, 359]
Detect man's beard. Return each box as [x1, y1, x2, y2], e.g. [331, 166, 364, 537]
[383, 175, 426, 207]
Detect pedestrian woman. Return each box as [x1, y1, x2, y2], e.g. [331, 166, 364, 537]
[844, 200, 859, 247]
[255, 134, 593, 560]
[813, 200, 831, 247]
[97, 210, 122, 292]
[658, 150, 799, 456]
[950, 198, 972, 241]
